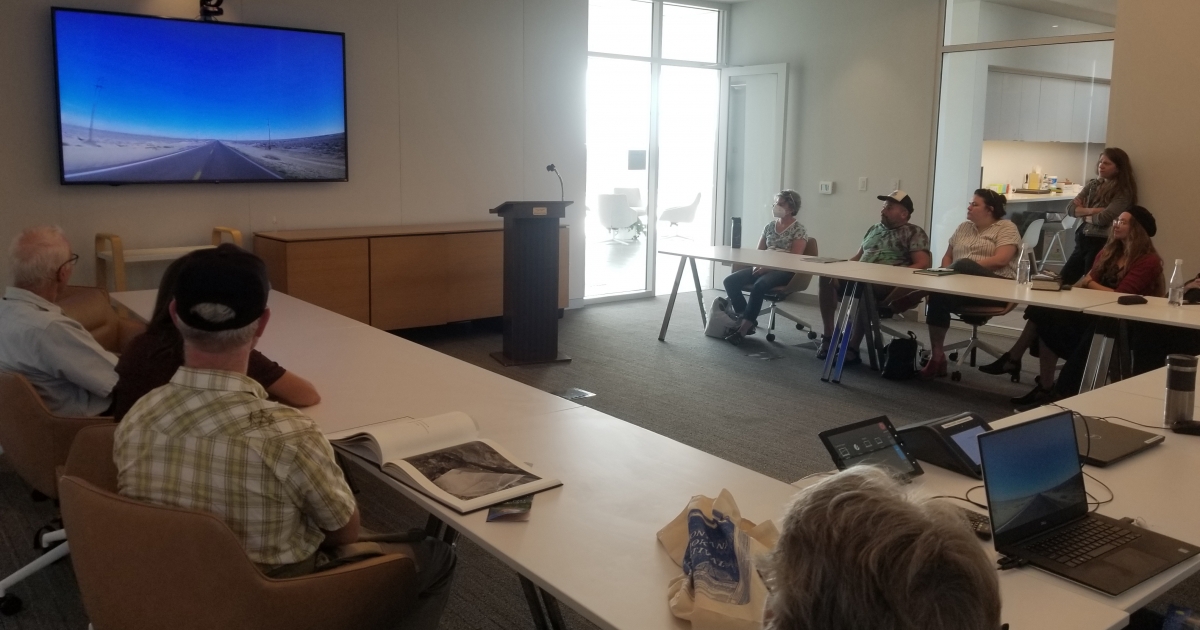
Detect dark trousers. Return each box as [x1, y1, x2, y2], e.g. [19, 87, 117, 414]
[1060, 231, 1107, 285]
[925, 259, 1008, 328]
[723, 267, 794, 324]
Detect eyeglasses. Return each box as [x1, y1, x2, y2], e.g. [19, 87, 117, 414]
[56, 253, 79, 277]
[1112, 218, 1129, 226]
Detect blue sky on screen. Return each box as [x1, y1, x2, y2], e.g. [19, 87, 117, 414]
[55, 10, 345, 140]
[984, 413, 1082, 503]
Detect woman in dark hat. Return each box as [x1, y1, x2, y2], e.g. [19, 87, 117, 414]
[1012, 206, 1164, 408]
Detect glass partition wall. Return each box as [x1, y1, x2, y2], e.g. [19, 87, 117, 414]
[930, 1, 1115, 329]
[584, 0, 723, 300]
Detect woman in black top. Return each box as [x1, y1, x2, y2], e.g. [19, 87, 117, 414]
[110, 247, 320, 420]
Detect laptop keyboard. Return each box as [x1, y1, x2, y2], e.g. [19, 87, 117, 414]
[1028, 519, 1141, 568]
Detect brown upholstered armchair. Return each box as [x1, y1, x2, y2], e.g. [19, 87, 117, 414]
[56, 285, 146, 354]
[0, 373, 114, 615]
[59, 426, 420, 630]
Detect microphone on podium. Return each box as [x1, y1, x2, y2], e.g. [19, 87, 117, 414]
[546, 164, 564, 201]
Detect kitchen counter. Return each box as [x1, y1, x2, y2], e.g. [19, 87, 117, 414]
[1006, 191, 1075, 204]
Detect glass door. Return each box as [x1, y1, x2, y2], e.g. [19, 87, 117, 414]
[713, 64, 788, 287]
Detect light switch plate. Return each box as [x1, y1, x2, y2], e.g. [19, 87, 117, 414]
[891, 179, 901, 191]
[819, 181, 834, 195]
[858, 177, 868, 191]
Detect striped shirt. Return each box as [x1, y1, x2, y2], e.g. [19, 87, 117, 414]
[947, 220, 1022, 279]
[115, 367, 356, 570]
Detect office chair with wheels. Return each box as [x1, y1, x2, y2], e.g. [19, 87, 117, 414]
[943, 303, 1018, 382]
[0, 372, 113, 616]
[740, 238, 820, 343]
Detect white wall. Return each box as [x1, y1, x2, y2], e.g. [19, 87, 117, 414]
[728, 0, 941, 274]
[0, 0, 587, 298]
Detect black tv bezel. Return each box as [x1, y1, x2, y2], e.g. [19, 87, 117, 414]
[51, 7, 349, 186]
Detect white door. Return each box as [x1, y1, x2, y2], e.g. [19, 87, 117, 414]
[713, 64, 788, 286]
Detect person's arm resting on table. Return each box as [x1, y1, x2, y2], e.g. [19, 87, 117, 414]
[288, 428, 361, 548]
[974, 244, 1018, 273]
[268, 371, 321, 408]
[41, 320, 118, 398]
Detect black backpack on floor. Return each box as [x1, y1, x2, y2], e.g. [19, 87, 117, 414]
[881, 332, 920, 380]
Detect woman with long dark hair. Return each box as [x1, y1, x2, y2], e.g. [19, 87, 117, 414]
[1013, 206, 1164, 407]
[110, 246, 320, 419]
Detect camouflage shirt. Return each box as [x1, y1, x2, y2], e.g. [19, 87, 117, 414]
[859, 222, 930, 267]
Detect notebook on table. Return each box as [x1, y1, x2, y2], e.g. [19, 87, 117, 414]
[978, 410, 1198, 596]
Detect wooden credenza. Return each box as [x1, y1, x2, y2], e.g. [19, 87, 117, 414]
[254, 222, 568, 330]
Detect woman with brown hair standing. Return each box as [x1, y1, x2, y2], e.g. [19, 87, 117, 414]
[1061, 147, 1138, 284]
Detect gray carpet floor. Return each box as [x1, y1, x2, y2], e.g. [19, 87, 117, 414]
[1, 290, 1195, 629]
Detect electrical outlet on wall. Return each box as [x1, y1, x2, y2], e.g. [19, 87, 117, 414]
[819, 181, 834, 195]
[858, 177, 868, 191]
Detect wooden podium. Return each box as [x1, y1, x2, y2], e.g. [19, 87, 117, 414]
[489, 201, 572, 366]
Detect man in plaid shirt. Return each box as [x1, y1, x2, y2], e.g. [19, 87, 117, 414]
[115, 245, 454, 629]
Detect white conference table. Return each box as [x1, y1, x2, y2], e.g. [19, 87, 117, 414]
[1084, 297, 1200, 330]
[657, 244, 1127, 383]
[112, 289, 1133, 630]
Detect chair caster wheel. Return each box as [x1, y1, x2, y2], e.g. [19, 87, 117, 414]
[951, 371, 962, 382]
[807, 330, 817, 339]
[766, 333, 776, 342]
[0, 594, 23, 616]
[948, 352, 959, 361]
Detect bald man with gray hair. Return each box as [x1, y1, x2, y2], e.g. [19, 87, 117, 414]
[764, 465, 1001, 630]
[0, 226, 118, 415]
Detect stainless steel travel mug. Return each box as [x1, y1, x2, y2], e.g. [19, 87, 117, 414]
[1165, 354, 1197, 427]
[731, 217, 742, 249]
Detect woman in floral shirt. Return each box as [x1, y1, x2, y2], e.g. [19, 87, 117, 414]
[722, 189, 808, 344]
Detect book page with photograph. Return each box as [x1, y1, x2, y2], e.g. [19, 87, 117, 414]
[383, 438, 562, 513]
[328, 412, 477, 464]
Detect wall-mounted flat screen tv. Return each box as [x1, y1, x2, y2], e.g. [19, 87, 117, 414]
[52, 8, 347, 184]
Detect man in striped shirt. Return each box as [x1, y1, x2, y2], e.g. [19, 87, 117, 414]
[115, 245, 454, 629]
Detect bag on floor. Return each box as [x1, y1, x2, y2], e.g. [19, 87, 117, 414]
[881, 331, 920, 380]
[704, 297, 738, 339]
[657, 490, 779, 630]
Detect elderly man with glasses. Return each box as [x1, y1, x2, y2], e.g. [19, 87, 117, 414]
[0, 226, 118, 416]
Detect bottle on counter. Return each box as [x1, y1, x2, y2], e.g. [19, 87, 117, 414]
[1168, 259, 1186, 306]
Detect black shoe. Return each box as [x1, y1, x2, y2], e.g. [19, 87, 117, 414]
[1010, 384, 1055, 409]
[724, 330, 745, 346]
[979, 352, 1020, 376]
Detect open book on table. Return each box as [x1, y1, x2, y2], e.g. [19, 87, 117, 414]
[328, 412, 561, 514]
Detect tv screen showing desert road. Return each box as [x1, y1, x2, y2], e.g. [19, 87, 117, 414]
[55, 10, 346, 183]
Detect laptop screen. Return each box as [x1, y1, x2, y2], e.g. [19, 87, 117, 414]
[978, 411, 1088, 548]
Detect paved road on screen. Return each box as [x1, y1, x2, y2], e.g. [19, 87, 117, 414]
[66, 141, 283, 182]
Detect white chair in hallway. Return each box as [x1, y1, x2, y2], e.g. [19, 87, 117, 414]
[658, 193, 701, 238]
[1022, 218, 1044, 254]
[598, 194, 641, 242]
[1040, 216, 1076, 272]
[613, 188, 647, 216]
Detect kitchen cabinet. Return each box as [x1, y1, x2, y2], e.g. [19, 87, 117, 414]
[983, 70, 1108, 143]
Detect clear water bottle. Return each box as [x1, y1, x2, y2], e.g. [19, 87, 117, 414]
[1168, 258, 1186, 306]
[1016, 244, 1032, 285]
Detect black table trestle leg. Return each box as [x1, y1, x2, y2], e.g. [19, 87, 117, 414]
[862, 285, 882, 371]
[1079, 317, 1118, 393]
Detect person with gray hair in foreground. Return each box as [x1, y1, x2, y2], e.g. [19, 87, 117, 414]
[763, 465, 1000, 630]
[0, 226, 117, 415]
[114, 245, 455, 630]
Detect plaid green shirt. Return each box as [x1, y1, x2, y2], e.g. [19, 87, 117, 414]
[115, 367, 356, 570]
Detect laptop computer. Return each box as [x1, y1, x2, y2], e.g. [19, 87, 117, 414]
[1073, 414, 1165, 467]
[979, 410, 1199, 596]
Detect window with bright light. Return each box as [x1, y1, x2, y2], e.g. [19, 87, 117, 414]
[588, 0, 653, 57]
[662, 4, 720, 63]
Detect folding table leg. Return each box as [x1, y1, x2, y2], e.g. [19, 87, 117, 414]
[831, 290, 863, 384]
[823, 281, 860, 383]
[689, 257, 707, 330]
[1079, 319, 1117, 393]
[862, 287, 882, 371]
[659, 256, 688, 341]
[519, 575, 566, 630]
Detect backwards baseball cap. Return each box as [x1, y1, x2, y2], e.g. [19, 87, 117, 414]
[174, 244, 269, 332]
[1126, 205, 1157, 237]
[878, 190, 915, 214]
